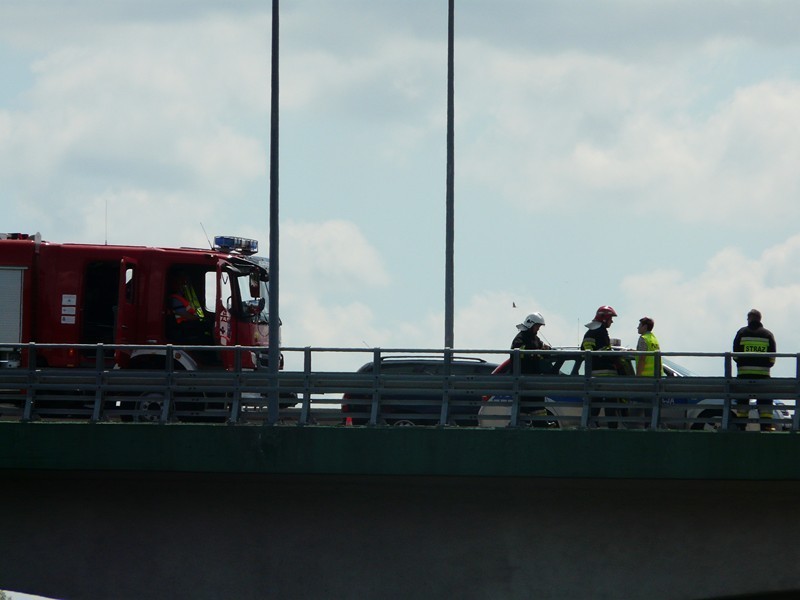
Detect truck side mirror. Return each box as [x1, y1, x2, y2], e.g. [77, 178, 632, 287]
[249, 272, 260, 297]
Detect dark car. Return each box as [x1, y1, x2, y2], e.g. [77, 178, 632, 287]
[341, 355, 499, 426]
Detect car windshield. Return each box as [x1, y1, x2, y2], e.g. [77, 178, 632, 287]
[663, 358, 695, 377]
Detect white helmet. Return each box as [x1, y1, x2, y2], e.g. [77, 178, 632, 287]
[517, 312, 545, 331]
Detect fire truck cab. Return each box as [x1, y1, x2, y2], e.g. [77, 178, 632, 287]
[0, 233, 276, 373]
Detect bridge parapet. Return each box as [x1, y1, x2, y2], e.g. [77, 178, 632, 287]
[0, 343, 798, 430]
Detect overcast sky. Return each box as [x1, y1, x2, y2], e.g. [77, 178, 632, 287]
[3, 1, 800, 375]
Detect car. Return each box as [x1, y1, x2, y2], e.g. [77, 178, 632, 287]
[477, 348, 792, 430]
[341, 355, 499, 426]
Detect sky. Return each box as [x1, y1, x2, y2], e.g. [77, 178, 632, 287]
[3, 0, 800, 376]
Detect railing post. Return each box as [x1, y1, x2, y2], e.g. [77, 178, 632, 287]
[794, 354, 800, 432]
[369, 348, 381, 426]
[650, 352, 662, 430]
[509, 350, 520, 427]
[22, 343, 37, 422]
[90, 343, 104, 423]
[581, 350, 592, 428]
[298, 347, 312, 426]
[722, 353, 732, 431]
[160, 345, 175, 424]
[440, 348, 452, 427]
[228, 346, 243, 425]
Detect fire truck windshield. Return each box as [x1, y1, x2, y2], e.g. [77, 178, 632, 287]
[232, 269, 268, 323]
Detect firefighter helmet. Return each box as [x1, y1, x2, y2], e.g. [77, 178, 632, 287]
[594, 305, 617, 322]
[517, 312, 545, 331]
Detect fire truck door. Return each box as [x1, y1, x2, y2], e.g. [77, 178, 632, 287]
[115, 258, 138, 349]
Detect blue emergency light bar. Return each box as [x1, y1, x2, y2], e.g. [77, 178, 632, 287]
[213, 236, 259, 255]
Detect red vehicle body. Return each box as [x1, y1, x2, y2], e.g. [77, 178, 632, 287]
[0, 233, 276, 373]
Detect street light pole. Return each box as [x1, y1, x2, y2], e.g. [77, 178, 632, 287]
[444, 0, 455, 349]
[267, 0, 281, 424]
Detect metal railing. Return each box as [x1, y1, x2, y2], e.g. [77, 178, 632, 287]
[0, 343, 798, 430]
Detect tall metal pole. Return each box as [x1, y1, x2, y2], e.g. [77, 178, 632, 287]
[444, 0, 455, 349]
[267, 0, 281, 424]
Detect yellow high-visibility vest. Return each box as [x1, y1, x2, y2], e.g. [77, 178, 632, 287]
[638, 331, 661, 376]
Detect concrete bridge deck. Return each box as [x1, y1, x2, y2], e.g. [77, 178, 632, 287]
[3, 423, 800, 599]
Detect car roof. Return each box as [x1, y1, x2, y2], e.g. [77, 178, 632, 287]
[495, 349, 694, 377]
[356, 355, 498, 373]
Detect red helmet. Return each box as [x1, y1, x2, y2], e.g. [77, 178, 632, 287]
[594, 305, 617, 322]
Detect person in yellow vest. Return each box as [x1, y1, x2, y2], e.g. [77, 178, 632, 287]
[169, 273, 206, 324]
[635, 317, 661, 376]
[634, 316, 661, 428]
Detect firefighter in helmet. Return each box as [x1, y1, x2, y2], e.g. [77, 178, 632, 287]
[511, 312, 552, 427]
[511, 312, 551, 374]
[582, 305, 622, 428]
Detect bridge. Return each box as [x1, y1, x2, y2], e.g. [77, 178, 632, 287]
[2, 345, 800, 599]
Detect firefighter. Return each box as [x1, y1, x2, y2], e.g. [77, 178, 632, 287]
[582, 305, 622, 428]
[511, 312, 551, 427]
[511, 312, 551, 374]
[733, 309, 777, 432]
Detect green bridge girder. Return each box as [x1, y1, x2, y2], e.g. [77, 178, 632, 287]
[2, 422, 800, 480]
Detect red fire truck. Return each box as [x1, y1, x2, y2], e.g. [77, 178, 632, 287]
[0, 232, 279, 419]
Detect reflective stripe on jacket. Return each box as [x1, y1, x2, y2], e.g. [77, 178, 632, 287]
[582, 326, 617, 376]
[733, 325, 776, 377]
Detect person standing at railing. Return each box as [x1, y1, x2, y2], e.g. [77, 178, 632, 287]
[632, 316, 662, 429]
[582, 306, 622, 428]
[511, 312, 551, 426]
[635, 317, 662, 376]
[732, 309, 777, 432]
[511, 312, 551, 374]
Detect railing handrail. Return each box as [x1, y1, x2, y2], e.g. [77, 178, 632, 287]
[1, 342, 797, 430]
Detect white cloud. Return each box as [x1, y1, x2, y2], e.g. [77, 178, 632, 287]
[456, 40, 800, 227]
[282, 219, 390, 289]
[0, 15, 270, 211]
[622, 235, 800, 376]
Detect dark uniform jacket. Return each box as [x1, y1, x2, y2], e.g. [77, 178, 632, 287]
[581, 325, 618, 376]
[511, 329, 548, 374]
[733, 322, 776, 377]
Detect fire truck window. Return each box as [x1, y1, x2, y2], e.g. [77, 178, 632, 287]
[233, 271, 268, 323]
[165, 267, 214, 345]
[124, 266, 135, 303]
[204, 271, 217, 313]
